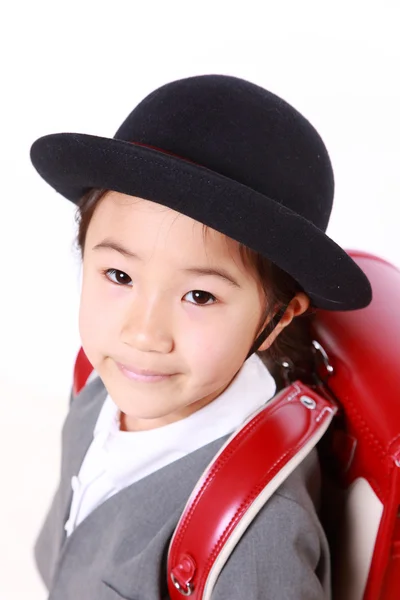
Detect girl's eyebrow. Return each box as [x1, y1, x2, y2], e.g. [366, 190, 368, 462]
[93, 240, 139, 259]
[92, 239, 242, 289]
[182, 266, 241, 289]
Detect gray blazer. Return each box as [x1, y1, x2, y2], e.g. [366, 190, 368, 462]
[35, 377, 331, 599]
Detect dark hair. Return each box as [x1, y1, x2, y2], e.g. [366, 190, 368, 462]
[76, 188, 316, 389]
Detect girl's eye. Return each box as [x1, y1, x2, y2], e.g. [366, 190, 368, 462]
[104, 269, 132, 286]
[103, 272, 215, 304]
[184, 290, 217, 306]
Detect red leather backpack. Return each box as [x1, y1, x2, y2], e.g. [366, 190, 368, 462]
[73, 251, 400, 600]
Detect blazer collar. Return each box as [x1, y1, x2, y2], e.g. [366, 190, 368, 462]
[59, 377, 108, 540]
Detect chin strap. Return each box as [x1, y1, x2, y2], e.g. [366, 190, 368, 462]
[245, 300, 292, 360]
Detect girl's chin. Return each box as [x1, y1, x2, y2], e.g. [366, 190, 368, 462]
[109, 388, 189, 427]
[119, 407, 189, 431]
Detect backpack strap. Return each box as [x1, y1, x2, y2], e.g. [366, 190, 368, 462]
[72, 346, 94, 398]
[167, 381, 336, 599]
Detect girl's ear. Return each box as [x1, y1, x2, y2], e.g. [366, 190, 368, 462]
[257, 292, 310, 352]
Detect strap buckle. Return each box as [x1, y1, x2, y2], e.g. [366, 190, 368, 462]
[170, 573, 194, 596]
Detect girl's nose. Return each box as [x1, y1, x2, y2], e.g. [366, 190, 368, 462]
[120, 295, 174, 354]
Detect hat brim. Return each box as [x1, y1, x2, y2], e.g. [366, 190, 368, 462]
[30, 132, 372, 310]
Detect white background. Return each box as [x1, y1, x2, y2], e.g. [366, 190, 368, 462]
[0, 1, 399, 598]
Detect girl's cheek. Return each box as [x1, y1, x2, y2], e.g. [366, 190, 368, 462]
[182, 321, 228, 361]
[79, 286, 106, 341]
[82, 272, 118, 315]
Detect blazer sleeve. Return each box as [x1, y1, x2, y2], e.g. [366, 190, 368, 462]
[211, 489, 331, 600]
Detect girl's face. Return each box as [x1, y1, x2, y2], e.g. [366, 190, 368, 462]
[80, 191, 272, 431]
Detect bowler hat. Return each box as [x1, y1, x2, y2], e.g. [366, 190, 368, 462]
[30, 74, 372, 310]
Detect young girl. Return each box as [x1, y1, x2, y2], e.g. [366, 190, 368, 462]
[30, 74, 372, 599]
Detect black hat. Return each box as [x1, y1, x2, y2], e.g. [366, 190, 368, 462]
[30, 74, 372, 311]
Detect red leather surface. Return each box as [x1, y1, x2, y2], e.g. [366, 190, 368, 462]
[313, 252, 400, 497]
[167, 382, 335, 599]
[312, 251, 400, 600]
[72, 346, 93, 397]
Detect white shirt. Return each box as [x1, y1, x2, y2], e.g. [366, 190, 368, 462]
[64, 354, 276, 536]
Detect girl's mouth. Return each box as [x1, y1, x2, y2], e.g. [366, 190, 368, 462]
[116, 362, 175, 383]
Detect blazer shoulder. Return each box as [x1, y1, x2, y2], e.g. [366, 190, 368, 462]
[212, 449, 331, 599]
[70, 374, 106, 404]
[66, 375, 108, 426]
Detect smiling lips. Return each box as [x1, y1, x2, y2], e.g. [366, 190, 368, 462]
[116, 361, 175, 383]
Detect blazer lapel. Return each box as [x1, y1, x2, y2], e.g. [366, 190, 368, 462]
[58, 377, 107, 541]
[49, 380, 229, 599]
[100, 435, 229, 600]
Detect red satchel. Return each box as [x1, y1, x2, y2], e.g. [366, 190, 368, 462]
[73, 251, 400, 600]
[166, 381, 336, 598]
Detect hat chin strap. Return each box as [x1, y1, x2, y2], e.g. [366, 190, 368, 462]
[245, 301, 291, 360]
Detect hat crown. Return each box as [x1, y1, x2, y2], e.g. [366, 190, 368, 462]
[115, 75, 334, 231]
[30, 74, 372, 309]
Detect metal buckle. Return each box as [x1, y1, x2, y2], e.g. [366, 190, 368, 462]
[312, 340, 334, 377]
[300, 395, 317, 410]
[170, 573, 194, 596]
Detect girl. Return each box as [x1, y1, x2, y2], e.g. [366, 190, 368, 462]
[30, 74, 372, 599]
